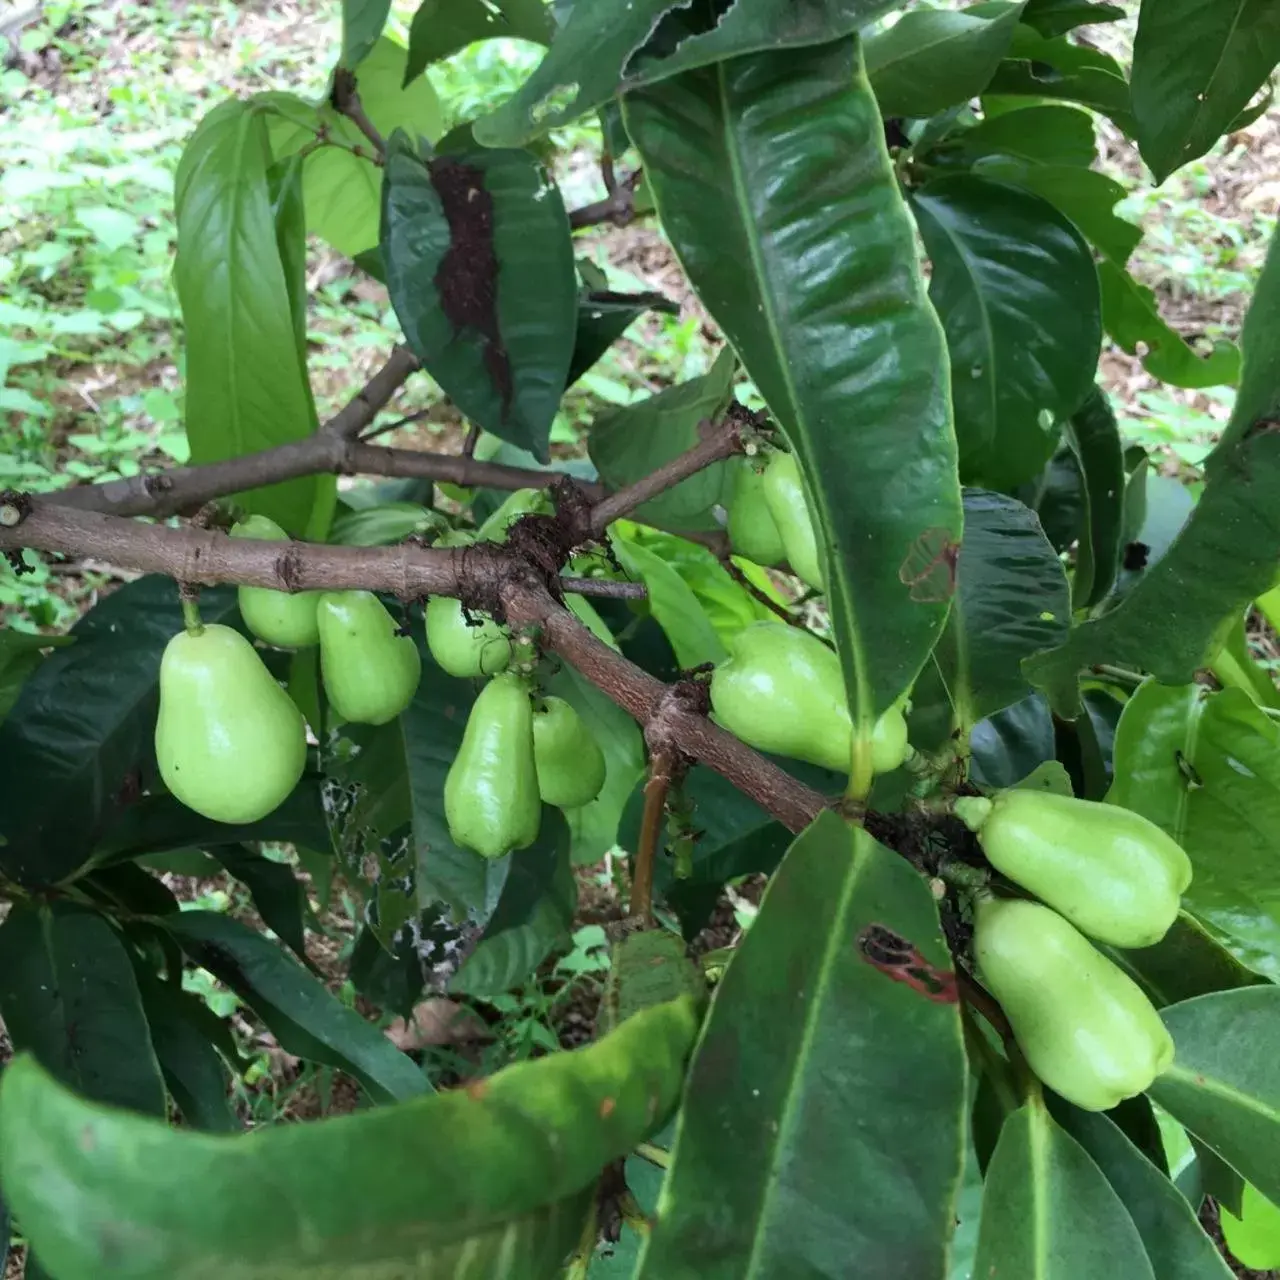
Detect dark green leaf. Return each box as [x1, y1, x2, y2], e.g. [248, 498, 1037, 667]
[82, 862, 181, 918]
[934, 489, 1069, 734]
[974, 1101, 1156, 1279]
[208, 845, 309, 963]
[640, 813, 967, 1277]
[864, 4, 1023, 118]
[1064, 386, 1125, 608]
[953, 102, 1098, 167]
[0, 631, 72, 727]
[94, 774, 330, 865]
[912, 174, 1101, 491]
[382, 132, 577, 461]
[625, 38, 963, 788]
[1147, 988, 1280, 1208]
[175, 100, 332, 538]
[969, 693, 1057, 790]
[405, 0, 553, 83]
[1023, 0, 1125, 38]
[1108, 681, 1280, 979]
[449, 810, 576, 997]
[135, 971, 239, 1132]
[329, 501, 439, 546]
[342, 0, 391, 66]
[0, 999, 697, 1278]
[1100, 260, 1240, 390]
[0, 902, 166, 1116]
[162, 911, 430, 1104]
[1027, 444, 1085, 554]
[475, 0, 902, 146]
[269, 152, 310, 371]
[569, 289, 678, 387]
[587, 347, 735, 533]
[0, 577, 238, 885]
[1047, 1103, 1232, 1279]
[348, 922, 431, 1017]
[1131, 0, 1280, 181]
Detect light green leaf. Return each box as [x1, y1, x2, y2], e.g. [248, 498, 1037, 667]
[638, 813, 966, 1277]
[625, 37, 962, 791]
[1221, 1182, 1280, 1271]
[1147, 988, 1280, 1208]
[954, 102, 1098, 167]
[865, 3, 1024, 118]
[1131, 0, 1280, 181]
[912, 174, 1101, 491]
[342, 0, 391, 68]
[406, 0, 553, 83]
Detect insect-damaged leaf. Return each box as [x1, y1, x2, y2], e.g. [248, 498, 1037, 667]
[381, 131, 577, 461]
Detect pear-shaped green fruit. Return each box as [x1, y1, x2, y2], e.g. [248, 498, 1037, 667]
[955, 790, 1192, 948]
[871, 699, 911, 774]
[762, 451, 824, 590]
[728, 459, 786, 567]
[445, 672, 541, 857]
[974, 897, 1175, 1111]
[710, 622, 851, 772]
[155, 623, 307, 824]
[533, 696, 607, 809]
[316, 591, 421, 726]
[230, 516, 321, 649]
[425, 597, 512, 679]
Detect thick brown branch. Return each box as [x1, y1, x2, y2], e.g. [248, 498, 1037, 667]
[587, 416, 744, 539]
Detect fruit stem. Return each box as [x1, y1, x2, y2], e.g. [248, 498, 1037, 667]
[953, 796, 993, 833]
[180, 592, 204, 636]
[845, 736, 874, 803]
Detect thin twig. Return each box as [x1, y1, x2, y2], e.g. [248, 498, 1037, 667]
[330, 68, 386, 158]
[462, 423, 480, 458]
[328, 347, 419, 441]
[720, 553, 796, 625]
[558, 577, 646, 599]
[359, 408, 435, 443]
[632, 752, 674, 923]
[568, 169, 646, 231]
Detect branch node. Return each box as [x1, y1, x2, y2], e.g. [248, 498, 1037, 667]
[0, 490, 32, 528]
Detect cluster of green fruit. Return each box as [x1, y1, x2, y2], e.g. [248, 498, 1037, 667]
[155, 503, 608, 852]
[955, 789, 1193, 1112]
[708, 622, 911, 778]
[726, 449, 824, 590]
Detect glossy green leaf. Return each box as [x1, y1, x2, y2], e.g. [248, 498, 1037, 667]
[1023, 0, 1125, 38]
[1108, 681, 1280, 978]
[406, 0, 553, 83]
[1209, 612, 1280, 710]
[587, 346, 735, 533]
[0, 999, 695, 1279]
[162, 910, 430, 1104]
[1064, 386, 1125, 608]
[865, 3, 1023, 118]
[0, 631, 72, 727]
[933, 489, 1069, 734]
[913, 174, 1101, 491]
[974, 1101, 1156, 1280]
[1047, 1103, 1232, 1280]
[612, 533, 727, 669]
[0, 902, 166, 1116]
[449, 809, 575, 997]
[134, 971, 238, 1133]
[969, 692, 1057, 790]
[1027, 227, 1280, 713]
[1221, 1182, 1280, 1270]
[475, 0, 901, 146]
[1131, 0, 1280, 181]
[330, 501, 439, 547]
[954, 102, 1098, 167]
[207, 844, 309, 963]
[174, 101, 329, 537]
[639, 813, 967, 1277]
[1100, 260, 1240, 390]
[342, 0, 390, 66]
[625, 38, 962, 777]
[547, 663, 646, 866]
[0, 578, 239, 885]
[1111, 469, 1195, 605]
[1147, 988, 1280, 1208]
[382, 131, 576, 461]
[568, 288, 678, 388]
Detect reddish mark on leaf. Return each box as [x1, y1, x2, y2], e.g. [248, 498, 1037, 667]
[599, 1096, 616, 1120]
[78, 1125, 96, 1154]
[898, 527, 960, 603]
[115, 769, 142, 809]
[857, 924, 959, 1004]
[466, 1081, 489, 1101]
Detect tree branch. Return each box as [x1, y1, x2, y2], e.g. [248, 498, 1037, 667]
[329, 346, 419, 440]
[0, 506, 827, 833]
[568, 169, 646, 231]
[330, 67, 386, 159]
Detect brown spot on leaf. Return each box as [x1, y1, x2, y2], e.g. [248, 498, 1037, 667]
[466, 1080, 489, 1101]
[429, 156, 512, 416]
[898, 528, 960, 603]
[857, 923, 959, 1003]
[599, 1096, 616, 1120]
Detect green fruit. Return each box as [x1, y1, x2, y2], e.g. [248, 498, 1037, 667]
[871, 700, 911, 773]
[533, 696, 607, 809]
[425, 597, 512, 679]
[974, 897, 1174, 1112]
[955, 790, 1192, 948]
[478, 487, 552, 542]
[155, 623, 307, 824]
[229, 515, 321, 648]
[762, 451, 825, 590]
[710, 622, 851, 772]
[317, 591, 421, 725]
[445, 672, 541, 857]
[727, 459, 786, 566]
